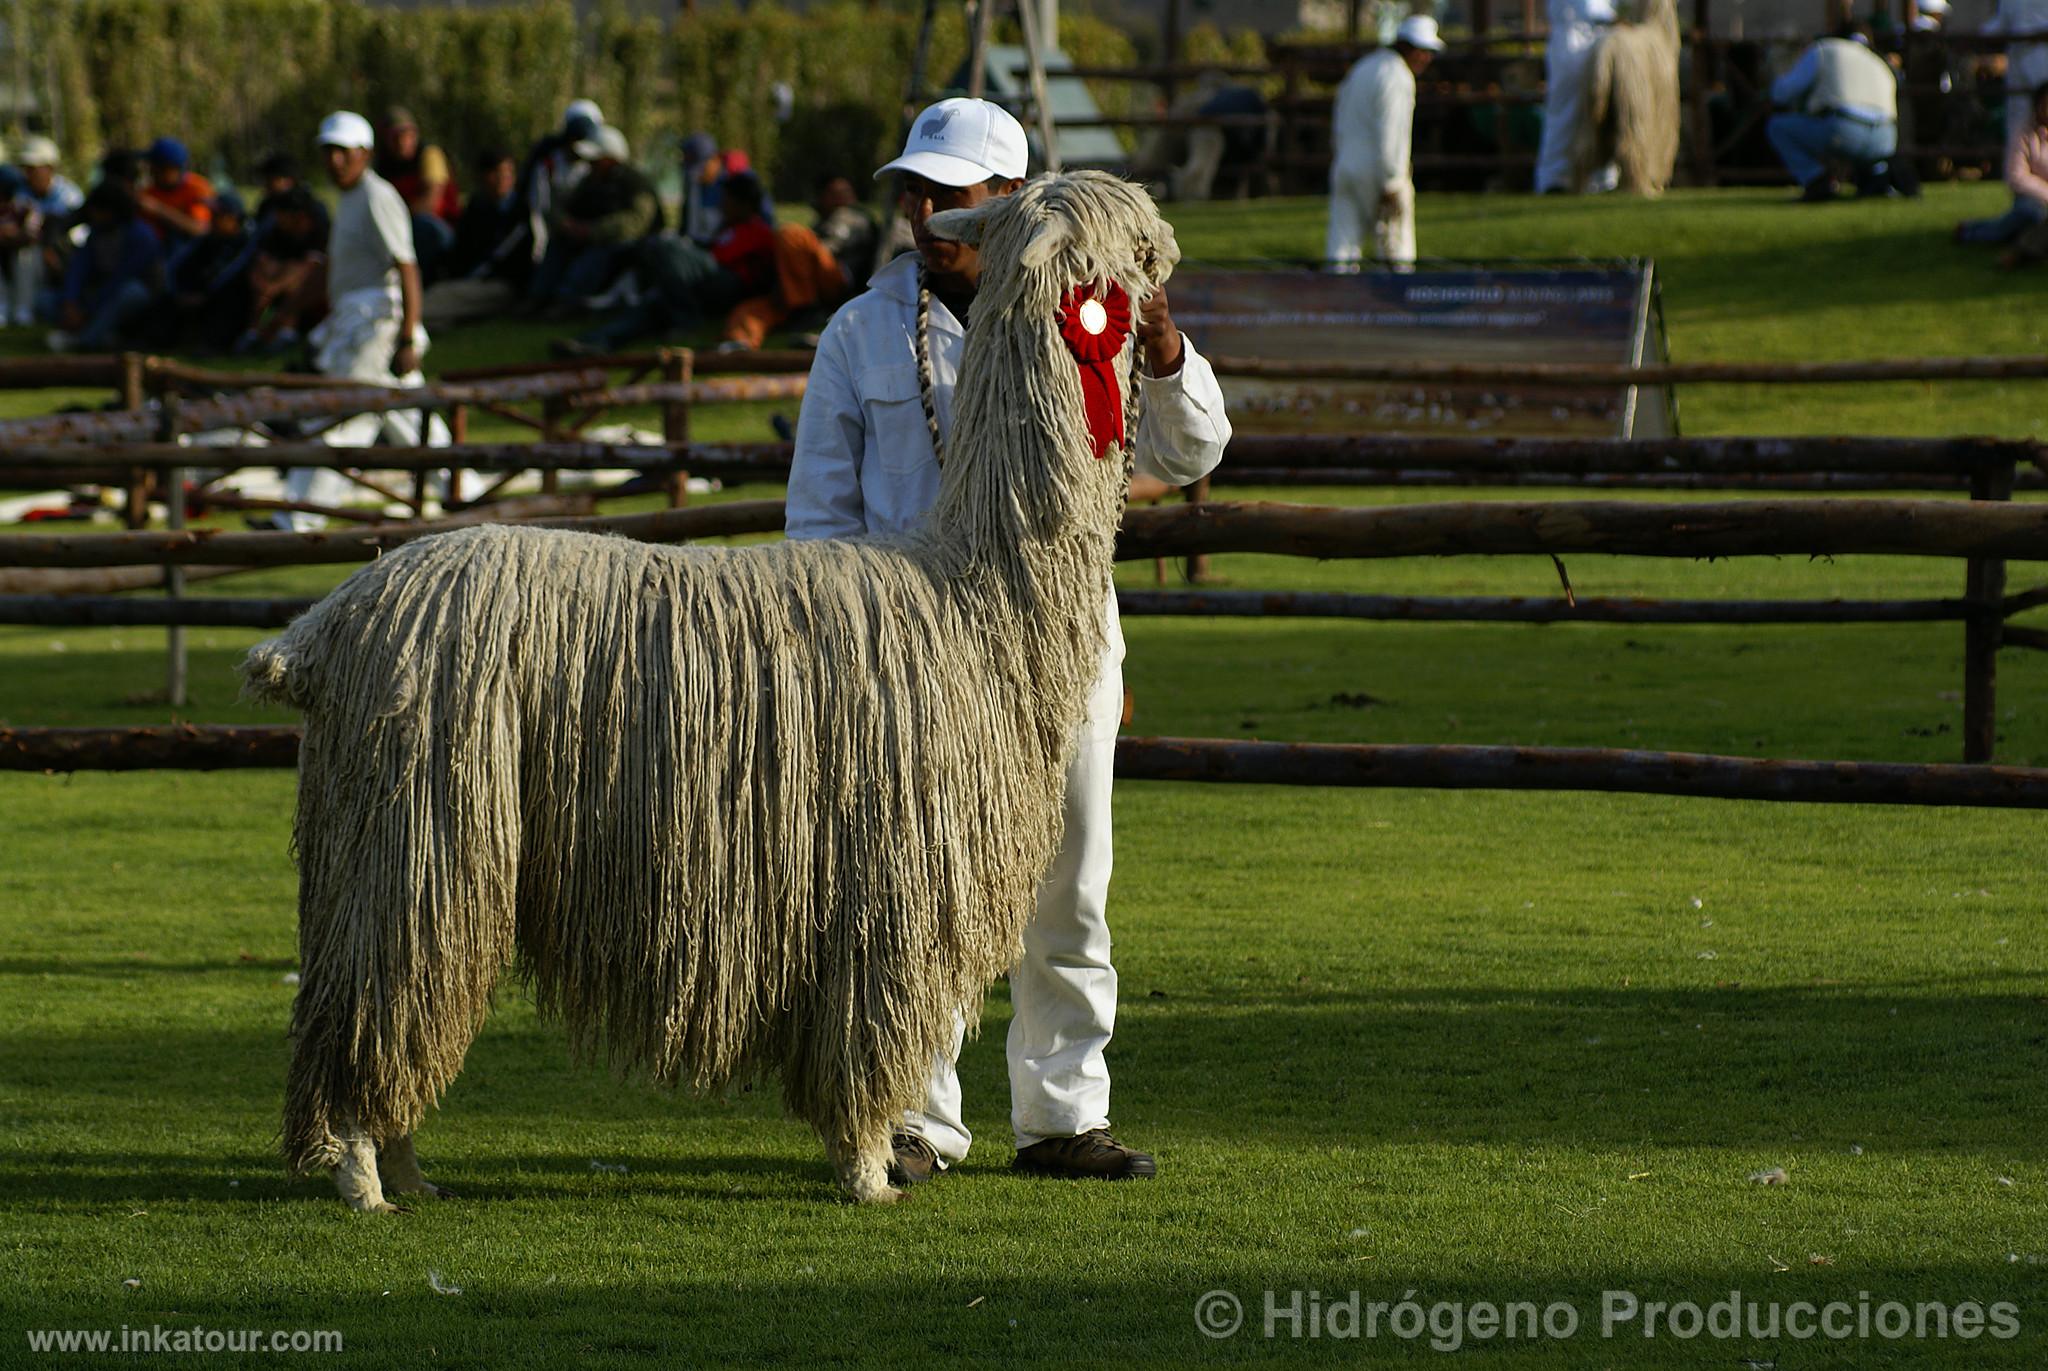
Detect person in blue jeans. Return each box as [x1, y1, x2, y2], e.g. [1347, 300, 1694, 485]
[1768, 26, 1901, 202]
[45, 183, 162, 352]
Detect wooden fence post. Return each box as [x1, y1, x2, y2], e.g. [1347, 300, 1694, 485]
[1183, 473, 1210, 584]
[158, 393, 186, 709]
[661, 348, 692, 508]
[540, 397, 565, 496]
[1963, 459, 2015, 763]
[120, 353, 150, 529]
[447, 402, 469, 507]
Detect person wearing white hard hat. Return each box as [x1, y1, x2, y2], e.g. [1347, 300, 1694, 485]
[266, 111, 447, 530]
[1911, 0, 1950, 31]
[1327, 16, 1442, 271]
[1537, 0, 1622, 192]
[786, 97, 1231, 1187]
[2, 135, 80, 327]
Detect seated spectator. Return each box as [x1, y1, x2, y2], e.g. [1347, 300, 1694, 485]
[44, 182, 162, 352]
[558, 171, 774, 354]
[162, 189, 254, 351]
[235, 184, 329, 354]
[520, 100, 603, 262]
[1768, 25, 1901, 201]
[252, 152, 329, 236]
[377, 107, 458, 280]
[679, 138, 778, 245]
[719, 217, 852, 351]
[422, 148, 535, 327]
[524, 124, 661, 315]
[0, 166, 34, 323]
[1959, 84, 2048, 244]
[137, 137, 215, 248]
[810, 174, 877, 287]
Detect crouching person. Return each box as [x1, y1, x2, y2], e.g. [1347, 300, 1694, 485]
[265, 111, 448, 532]
[787, 99, 1233, 1184]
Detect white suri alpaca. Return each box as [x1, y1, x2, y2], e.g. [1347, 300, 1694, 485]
[239, 170, 1176, 1209]
[1573, 0, 1682, 196]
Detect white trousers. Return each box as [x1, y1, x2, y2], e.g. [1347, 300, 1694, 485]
[1537, 22, 1618, 193]
[906, 636, 1125, 1162]
[1327, 170, 1415, 270]
[281, 295, 450, 531]
[9, 245, 41, 324]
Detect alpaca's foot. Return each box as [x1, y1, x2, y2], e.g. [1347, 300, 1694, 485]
[827, 1134, 907, 1205]
[331, 1116, 409, 1214]
[379, 1134, 454, 1200]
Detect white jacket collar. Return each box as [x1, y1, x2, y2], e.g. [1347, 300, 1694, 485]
[869, 250, 922, 306]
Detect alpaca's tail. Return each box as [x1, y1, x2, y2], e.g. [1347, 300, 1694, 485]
[243, 528, 526, 1173]
[1591, 21, 1681, 197]
[1575, 38, 1621, 189]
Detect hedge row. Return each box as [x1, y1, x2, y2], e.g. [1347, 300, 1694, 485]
[13, 0, 1254, 198]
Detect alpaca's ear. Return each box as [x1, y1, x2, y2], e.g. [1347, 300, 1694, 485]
[927, 201, 995, 246]
[1017, 217, 1074, 270]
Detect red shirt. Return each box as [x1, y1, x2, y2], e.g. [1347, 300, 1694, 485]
[712, 219, 776, 292]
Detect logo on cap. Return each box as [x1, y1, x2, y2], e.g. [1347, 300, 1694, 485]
[919, 110, 956, 139]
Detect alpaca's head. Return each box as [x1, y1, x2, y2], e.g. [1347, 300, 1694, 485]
[928, 170, 1180, 324]
[923, 172, 1179, 548]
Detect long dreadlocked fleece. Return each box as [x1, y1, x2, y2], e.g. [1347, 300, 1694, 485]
[240, 171, 1179, 1180]
[1576, 0, 1682, 197]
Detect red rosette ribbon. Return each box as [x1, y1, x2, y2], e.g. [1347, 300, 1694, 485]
[1055, 281, 1133, 459]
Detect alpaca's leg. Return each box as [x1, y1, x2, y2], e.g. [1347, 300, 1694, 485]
[378, 1134, 454, 1200]
[824, 1130, 904, 1205]
[331, 1114, 405, 1214]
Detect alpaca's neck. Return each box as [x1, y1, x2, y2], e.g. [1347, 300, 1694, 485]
[908, 309, 1127, 728]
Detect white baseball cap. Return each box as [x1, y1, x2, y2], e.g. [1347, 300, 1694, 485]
[16, 135, 59, 167]
[564, 98, 604, 129]
[1917, 0, 1950, 11]
[316, 111, 376, 151]
[572, 125, 630, 163]
[1397, 16, 1446, 51]
[877, 97, 1028, 187]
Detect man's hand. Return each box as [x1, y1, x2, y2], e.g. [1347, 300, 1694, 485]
[1379, 189, 1405, 216]
[391, 342, 420, 377]
[1137, 286, 1182, 377]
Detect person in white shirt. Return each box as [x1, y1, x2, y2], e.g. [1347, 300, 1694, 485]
[270, 111, 447, 531]
[1327, 15, 1444, 271]
[1537, 0, 1620, 193]
[1768, 26, 1900, 201]
[787, 98, 1232, 1185]
[5, 136, 81, 327]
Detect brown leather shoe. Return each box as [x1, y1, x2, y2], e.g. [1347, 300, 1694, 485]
[886, 1132, 945, 1187]
[1012, 1128, 1157, 1180]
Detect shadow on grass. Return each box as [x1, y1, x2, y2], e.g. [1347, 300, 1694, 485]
[3, 978, 2039, 1209]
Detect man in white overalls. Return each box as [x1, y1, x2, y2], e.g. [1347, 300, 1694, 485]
[1537, 0, 1620, 193]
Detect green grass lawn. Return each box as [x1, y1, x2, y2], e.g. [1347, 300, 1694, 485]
[2, 186, 2045, 1368]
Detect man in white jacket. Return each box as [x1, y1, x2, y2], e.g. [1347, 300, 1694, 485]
[787, 98, 1232, 1185]
[1537, 0, 1620, 193]
[1327, 15, 1444, 271]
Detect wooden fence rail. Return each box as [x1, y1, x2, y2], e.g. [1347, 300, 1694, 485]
[5, 497, 2045, 570]
[6, 725, 2046, 810]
